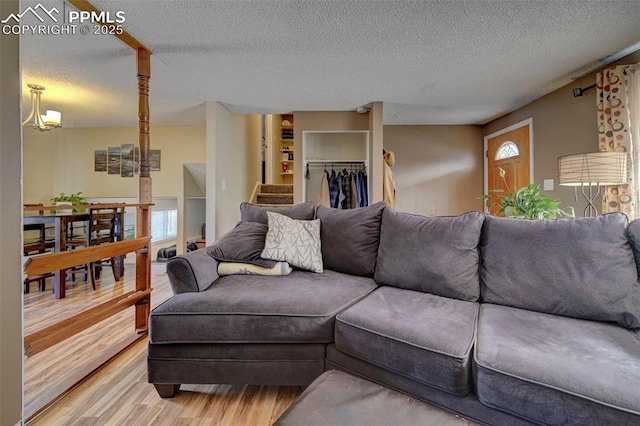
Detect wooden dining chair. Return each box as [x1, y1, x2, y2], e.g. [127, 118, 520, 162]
[23, 203, 55, 256]
[22, 256, 54, 293]
[66, 205, 124, 290]
[23, 204, 55, 293]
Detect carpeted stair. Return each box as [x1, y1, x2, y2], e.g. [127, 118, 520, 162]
[255, 184, 294, 206]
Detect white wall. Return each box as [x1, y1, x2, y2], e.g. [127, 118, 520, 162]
[0, 0, 24, 422]
[205, 103, 261, 240]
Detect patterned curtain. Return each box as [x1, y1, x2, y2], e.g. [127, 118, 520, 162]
[597, 65, 637, 219]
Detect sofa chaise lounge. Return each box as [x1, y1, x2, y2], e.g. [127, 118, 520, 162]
[147, 201, 640, 425]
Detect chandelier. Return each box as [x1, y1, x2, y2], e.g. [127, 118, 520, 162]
[22, 83, 61, 131]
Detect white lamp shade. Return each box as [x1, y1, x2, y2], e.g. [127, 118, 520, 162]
[558, 152, 628, 186]
[45, 110, 61, 127]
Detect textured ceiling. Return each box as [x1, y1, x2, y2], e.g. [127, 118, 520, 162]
[18, 0, 640, 127]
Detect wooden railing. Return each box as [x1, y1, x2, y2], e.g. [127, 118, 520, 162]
[23, 238, 151, 357]
[23, 231, 152, 358]
[23, 203, 153, 212]
[250, 180, 262, 204]
[22, 203, 153, 418]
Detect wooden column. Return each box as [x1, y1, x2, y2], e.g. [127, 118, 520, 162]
[136, 47, 152, 332]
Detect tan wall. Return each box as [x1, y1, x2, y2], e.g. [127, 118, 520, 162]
[383, 125, 484, 216]
[369, 102, 384, 204]
[0, 1, 23, 422]
[483, 50, 640, 215]
[23, 126, 205, 203]
[23, 126, 205, 259]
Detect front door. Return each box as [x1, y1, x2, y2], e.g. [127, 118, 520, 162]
[484, 121, 532, 214]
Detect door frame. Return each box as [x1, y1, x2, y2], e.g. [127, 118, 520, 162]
[483, 118, 534, 197]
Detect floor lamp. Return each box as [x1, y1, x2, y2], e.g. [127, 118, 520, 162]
[558, 152, 628, 217]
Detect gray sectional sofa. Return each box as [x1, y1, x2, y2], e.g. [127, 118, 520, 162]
[147, 201, 640, 425]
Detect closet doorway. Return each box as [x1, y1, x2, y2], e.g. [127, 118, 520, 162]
[302, 131, 370, 206]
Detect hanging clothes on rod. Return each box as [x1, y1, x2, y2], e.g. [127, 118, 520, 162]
[350, 171, 358, 209]
[317, 167, 330, 207]
[307, 161, 367, 210]
[328, 169, 339, 208]
[341, 169, 352, 209]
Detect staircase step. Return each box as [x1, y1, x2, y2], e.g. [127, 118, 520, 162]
[259, 184, 293, 194]
[256, 192, 294, 205]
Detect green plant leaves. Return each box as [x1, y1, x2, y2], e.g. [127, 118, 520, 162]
[481, 183, 574, 220]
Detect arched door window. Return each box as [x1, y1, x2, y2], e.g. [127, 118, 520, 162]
[496, 141, 520, 160]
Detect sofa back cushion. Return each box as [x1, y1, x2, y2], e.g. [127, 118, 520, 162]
[625, 218, 640, 279]
[374, 209, 484, 301]
[480, 213, 640, 329]
[207, 221, 276, 268]
[240, 201, 315, 225]
[316, 201, 385, 277]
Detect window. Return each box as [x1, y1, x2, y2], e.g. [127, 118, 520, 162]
[496, 141, 520, 160]
[151, 209, 177, 242]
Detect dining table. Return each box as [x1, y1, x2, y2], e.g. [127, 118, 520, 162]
[23, 210, 124, 299]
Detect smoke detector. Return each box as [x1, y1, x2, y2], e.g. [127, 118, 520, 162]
[356, 107, 369, 114]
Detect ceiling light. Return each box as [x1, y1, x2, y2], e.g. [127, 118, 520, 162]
[22, 84, 62, 131]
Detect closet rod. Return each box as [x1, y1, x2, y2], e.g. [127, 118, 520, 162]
[305, 162, 366, 169]
[304, 160, 366, 165]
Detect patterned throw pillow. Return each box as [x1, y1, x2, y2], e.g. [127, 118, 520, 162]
[217, 261, 292, 276]
[261, 212, 323, 273]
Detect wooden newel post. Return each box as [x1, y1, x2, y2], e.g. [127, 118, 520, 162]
[136, 47, 152, 332]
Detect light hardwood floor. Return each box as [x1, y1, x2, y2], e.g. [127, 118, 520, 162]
[26, 263, 474, 425]
[25, 263, 303, 425]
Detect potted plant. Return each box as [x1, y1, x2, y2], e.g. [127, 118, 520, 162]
[480, 168, 574, 220]
[50, 192, 88, 213]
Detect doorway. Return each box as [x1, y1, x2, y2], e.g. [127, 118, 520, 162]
[483, 119, 533, 213]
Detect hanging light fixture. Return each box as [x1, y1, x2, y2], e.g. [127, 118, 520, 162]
[22, 83, 62, 131]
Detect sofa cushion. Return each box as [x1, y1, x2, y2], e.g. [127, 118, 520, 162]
[374, 209, 484, 301]
[480, 213, 640, 329]
[207, 221, 276, 268]
[316, 201, 385, 277]
[334, 286, 479, 395]
[240, 201, 316, 225]
[149, 269, 376, 344]
[261, 212, 323, 273]
[275, 370, 448, 426]
[475, 304, 640, 424]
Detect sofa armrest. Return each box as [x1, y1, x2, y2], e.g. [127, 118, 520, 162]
[166, 248, 220, 294]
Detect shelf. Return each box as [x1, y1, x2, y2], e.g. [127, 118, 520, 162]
[278, 118, 294, 182]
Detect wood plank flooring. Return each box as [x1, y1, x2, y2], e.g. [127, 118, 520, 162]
[23, 263, 158, 419]
[25, 263, 303, 425]
[26, 262, 474, 425]
[29, 337, 303, 425]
